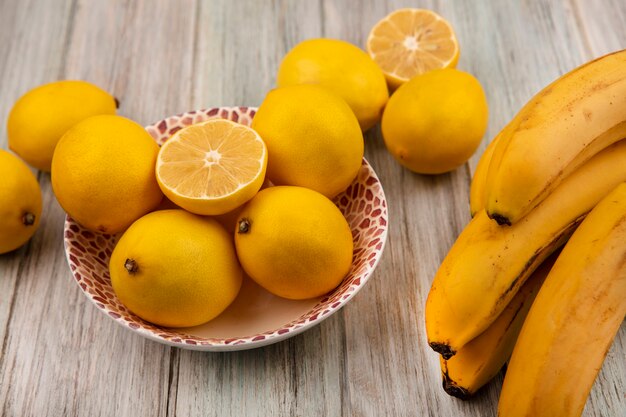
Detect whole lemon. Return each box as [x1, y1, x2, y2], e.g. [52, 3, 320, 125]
[382, 68, 488, 174]
[0, 150, 42, 254]
[110, 210, 242, 327]
[234, 186, 353, 300]
[277, 38, 389, 131]
[8, 80, 117, 171]
[251, 84, 363, 198]
[51, 115, 163, 234]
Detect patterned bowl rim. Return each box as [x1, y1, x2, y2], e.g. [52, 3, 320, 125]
[63, 106, 389, 351]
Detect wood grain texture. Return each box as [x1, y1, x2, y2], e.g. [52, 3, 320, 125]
[0, 1, 624, 416]
[0, 1, 77, 415]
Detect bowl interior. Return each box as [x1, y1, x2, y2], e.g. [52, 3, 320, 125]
[64, 107, 388, 349]
[178, 275, 321, 339]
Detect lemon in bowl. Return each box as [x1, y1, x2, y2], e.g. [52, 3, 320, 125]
[63, 107, 388, 351]
[51, 115, 163, 234]
[251, 84, 363, 198]
[235, 186, 353, 300]
[109, 209, 243, 328]
[156, 119, 267, 216]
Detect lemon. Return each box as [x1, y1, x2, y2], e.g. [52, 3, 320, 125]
[251, 84, 363, 198]
[367, 9, 460, 90]
[0, 150, 42, 254]
[51, 115, 163, 234]
[110, 210, 242, 327]
[8, 80, 117, 171]
[234, 186, 353, 300]
[381, 68, 488, 174]
[277, 38, 389, 131]
[156, 119, 267, 215]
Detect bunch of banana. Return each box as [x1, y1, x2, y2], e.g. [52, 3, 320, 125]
[425, 49, 626, 412]
[440, 252, 556, 399]
[499, 183, 626, 416]
[427, 139, 626, 358]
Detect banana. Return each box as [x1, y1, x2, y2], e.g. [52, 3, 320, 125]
[485, 49, 626, 226]
[471, 115, 529, 217]
[469, 133, 500, 217]
[440, 252, 556, 399]
[425, 139, 626, 359]
[498, 183, 626, 417]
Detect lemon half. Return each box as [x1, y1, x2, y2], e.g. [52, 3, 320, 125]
[156, 119, 267, 216]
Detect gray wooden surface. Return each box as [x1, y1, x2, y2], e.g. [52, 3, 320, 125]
[0, 1, 624, 416]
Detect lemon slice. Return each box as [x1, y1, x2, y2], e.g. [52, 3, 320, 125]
[156, 119, 267, 216]
[367, 8, 460, 89]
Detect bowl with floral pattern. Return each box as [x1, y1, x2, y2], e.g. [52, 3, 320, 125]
[63, 107, 388, 351]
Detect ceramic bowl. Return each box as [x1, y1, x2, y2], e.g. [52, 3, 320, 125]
[63, 107, 388, 351]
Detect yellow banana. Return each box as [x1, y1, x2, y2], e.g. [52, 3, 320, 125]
[469, 133, 500, 217]
[440, 252, 556, 399]
[498, 183, 626, 417]
[425, 139, 626, 358]
[485, 49, 626, 226]
[471, 116, 527, 217]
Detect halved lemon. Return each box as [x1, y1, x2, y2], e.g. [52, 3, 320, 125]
[156, 119, 267, 215]
[367, 9, 460, 89]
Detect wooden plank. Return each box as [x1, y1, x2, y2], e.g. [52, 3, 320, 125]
[173, 2, 348, 416]
[190, 0, 324, 109]
[0, 0, 75, 414]
[0, 1, 623, 416]
[173, 320, 346, 417]
[571, 0, 626, 57]
[0, 1, 197, 416]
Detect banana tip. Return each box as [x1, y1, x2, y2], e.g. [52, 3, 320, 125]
[442, 378, 472, 400]
[429, 342, 456, 359]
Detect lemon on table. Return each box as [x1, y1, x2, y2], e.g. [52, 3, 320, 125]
[0, 150, 42, 254]
[367, 9, 460, 90]
[51, 115, 163, 234]
[156, 119, 267, 216]
[277, 38, 389, 131]
[251, 84, 363, 198]
[110, 209, 242, 327]
[381, 68, 488, 174]
[8, 80, 117, 171]
[234, 186, 353, 300]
